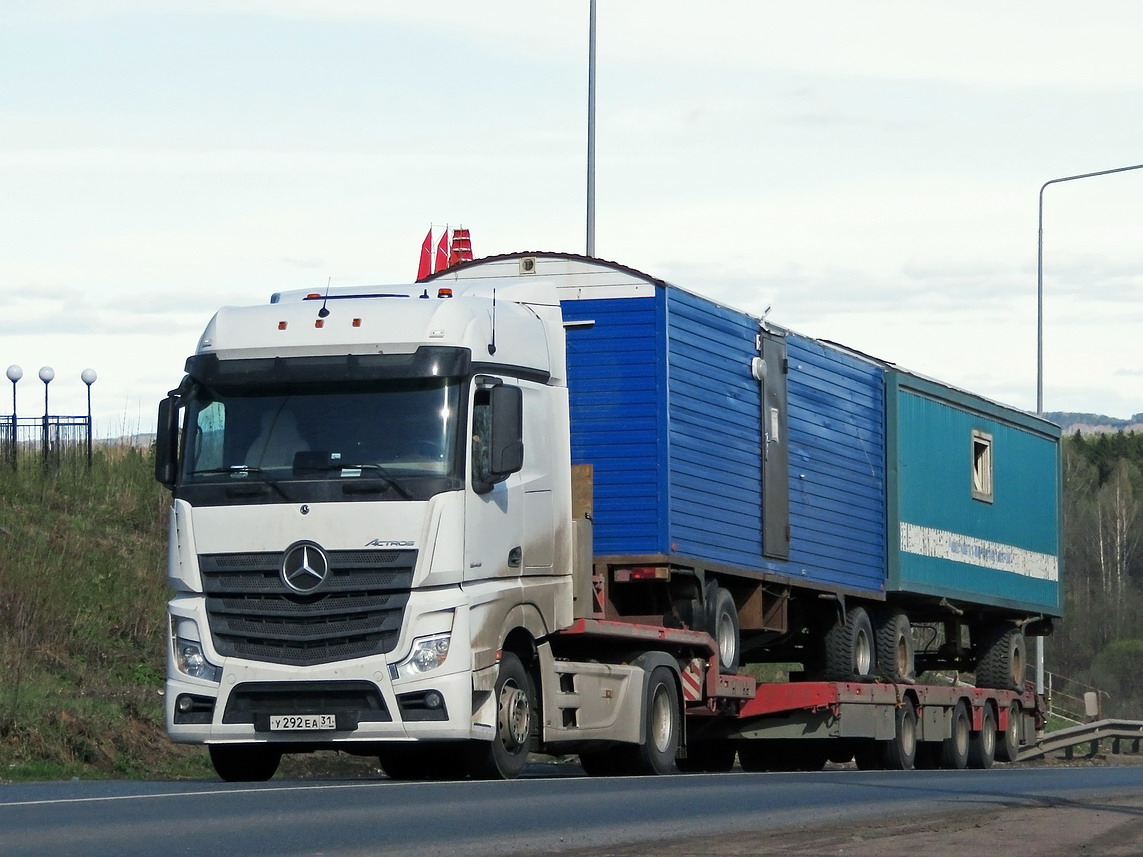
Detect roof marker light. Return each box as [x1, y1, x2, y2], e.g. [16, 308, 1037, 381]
[278, 321, 288, 330]
[437, 288, 453, 299]
[306, 293, 322, 300]
[314, 319, 324, 329]
[352, 318, 362, 328]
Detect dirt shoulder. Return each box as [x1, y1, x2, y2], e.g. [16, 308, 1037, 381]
[534, 790, 1143, 857]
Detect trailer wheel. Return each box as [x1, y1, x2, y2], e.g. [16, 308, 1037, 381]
[706, 583, 741, 674]
[996, 701, 1022, 763]
[676, 742, 737, 773]
[976, 626, 1026, 691]
[874, 610, 915, 683]
[468, 652, 535, 780]
[940, 700, 971, 769]
[881, 702, 918, 770]
[823, 605, 876, 682]
[969, 704, 997, 769]
[208, 744, 281, 782]
[627, 666, 681, 775]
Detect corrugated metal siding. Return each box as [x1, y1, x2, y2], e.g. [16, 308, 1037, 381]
[562, 287, 886, 597]
[888, 375, 1062, 613]
[664, 288, 764, 567]
[561, 296, 667, 554]
[784, 334, 886, 593]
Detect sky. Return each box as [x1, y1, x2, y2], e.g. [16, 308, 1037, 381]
[3, 1, 1143, 436]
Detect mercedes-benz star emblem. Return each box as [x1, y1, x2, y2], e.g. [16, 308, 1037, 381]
[281, 542, 330, 593]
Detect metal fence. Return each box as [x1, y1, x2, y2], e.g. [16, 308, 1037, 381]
[2, 414, 93, 469]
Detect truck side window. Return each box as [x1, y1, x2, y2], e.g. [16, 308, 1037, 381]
[471, 389, 493, 491]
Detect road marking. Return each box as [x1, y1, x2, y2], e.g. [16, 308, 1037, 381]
[0, 781, 389, 809]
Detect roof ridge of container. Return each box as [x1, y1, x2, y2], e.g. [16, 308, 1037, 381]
[422, 251, 669, 288]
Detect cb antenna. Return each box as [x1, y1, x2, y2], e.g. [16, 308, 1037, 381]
[318, 276, 331, 318]
[488, 289, 497, 356]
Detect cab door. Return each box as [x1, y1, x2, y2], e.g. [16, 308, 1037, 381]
[463, 379, 525, 583]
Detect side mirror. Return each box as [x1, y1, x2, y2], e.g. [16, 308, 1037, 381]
[155, 395, 180, 487]
[488, 385, 524, 477]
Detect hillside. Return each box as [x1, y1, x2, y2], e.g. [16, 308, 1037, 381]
[0, 449, 376, 781]
[1046, 411, 1143, 436]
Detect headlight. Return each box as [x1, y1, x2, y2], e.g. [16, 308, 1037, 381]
[175, 638, 222, 683]
[393, 633, 451, 680]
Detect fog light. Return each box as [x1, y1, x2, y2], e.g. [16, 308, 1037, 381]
[424, 691, 444, 710]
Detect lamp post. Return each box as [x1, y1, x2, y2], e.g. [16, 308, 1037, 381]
[39, 366, 54, 468]
[81, 368, 97, 468]
[1035, 161, 1143, 698]
[1037, 162, 1143, 413]
[585, 0, 597, 257]
[5, 364, 20, 470]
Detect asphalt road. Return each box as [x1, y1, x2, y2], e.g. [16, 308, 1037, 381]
[3, 765, 1143, 857]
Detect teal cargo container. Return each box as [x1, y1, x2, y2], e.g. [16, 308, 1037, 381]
[887, 371, 1061, 617]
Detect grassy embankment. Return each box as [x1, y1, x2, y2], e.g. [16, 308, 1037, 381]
[0, 445, 211, 780]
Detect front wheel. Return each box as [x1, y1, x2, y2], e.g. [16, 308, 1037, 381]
[209, 744, 281, 782]
[468, 652, 535, 780]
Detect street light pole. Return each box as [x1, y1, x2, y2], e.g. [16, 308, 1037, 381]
[1035, 161, 1143, 699]
[585, 0, 597, 257]
[1037, 162, 1143, 414]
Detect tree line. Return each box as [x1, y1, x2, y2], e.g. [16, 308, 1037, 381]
[1046, 431, 1143, 718]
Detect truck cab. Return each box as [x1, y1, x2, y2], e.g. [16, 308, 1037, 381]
[155, 280, 575, 779]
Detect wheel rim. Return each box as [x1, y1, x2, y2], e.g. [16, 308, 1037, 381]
[717, 611, 735, 666]
[901, 709, 917, 755]
[1010, 641, 1024, 686]
[649, 685, 674, 753]
[498, 680, 530, 751]
[955, 709, 970, 755]
[855, 627, 873, 676]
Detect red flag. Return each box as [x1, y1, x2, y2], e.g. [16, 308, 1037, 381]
[435, 229, 450, 273]
[416, 229, 432, 281]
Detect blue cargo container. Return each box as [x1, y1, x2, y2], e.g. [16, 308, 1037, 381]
[441, 253, 1062, 622]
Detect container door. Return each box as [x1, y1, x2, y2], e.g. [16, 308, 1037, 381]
[759, 330, 789, 559]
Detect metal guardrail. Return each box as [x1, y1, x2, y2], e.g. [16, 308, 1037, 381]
[1018, 719, 1143, 762]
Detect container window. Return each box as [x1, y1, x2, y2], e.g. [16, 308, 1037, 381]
[971, 430, 993, 503]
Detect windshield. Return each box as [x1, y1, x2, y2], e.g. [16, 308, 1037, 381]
[179, 378, 462, 500]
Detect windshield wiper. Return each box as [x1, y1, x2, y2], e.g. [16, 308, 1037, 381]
[334, 463, 414, 500]
[190, 465, 293, 501]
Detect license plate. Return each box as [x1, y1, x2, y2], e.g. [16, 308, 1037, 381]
[269, 714, 337, 731]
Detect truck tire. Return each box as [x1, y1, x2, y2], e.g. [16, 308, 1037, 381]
[874, 609, 915, 684]
[676, 741, 737, 773]
[823, 605, 876, 682]
[940, 700, 971, 769]
[626, 666, 681, 775]
[880, 702, 918, 770]
[968, 704, 997, 769]
[706, 583, 741, 674]
[467, 652, 535, 780]
[996, 700, 1022, 763]
[208, 744, 281, 782]
[975, 626, 1026, 691]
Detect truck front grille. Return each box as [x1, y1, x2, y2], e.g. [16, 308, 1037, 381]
[199, 549, 416, 667]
